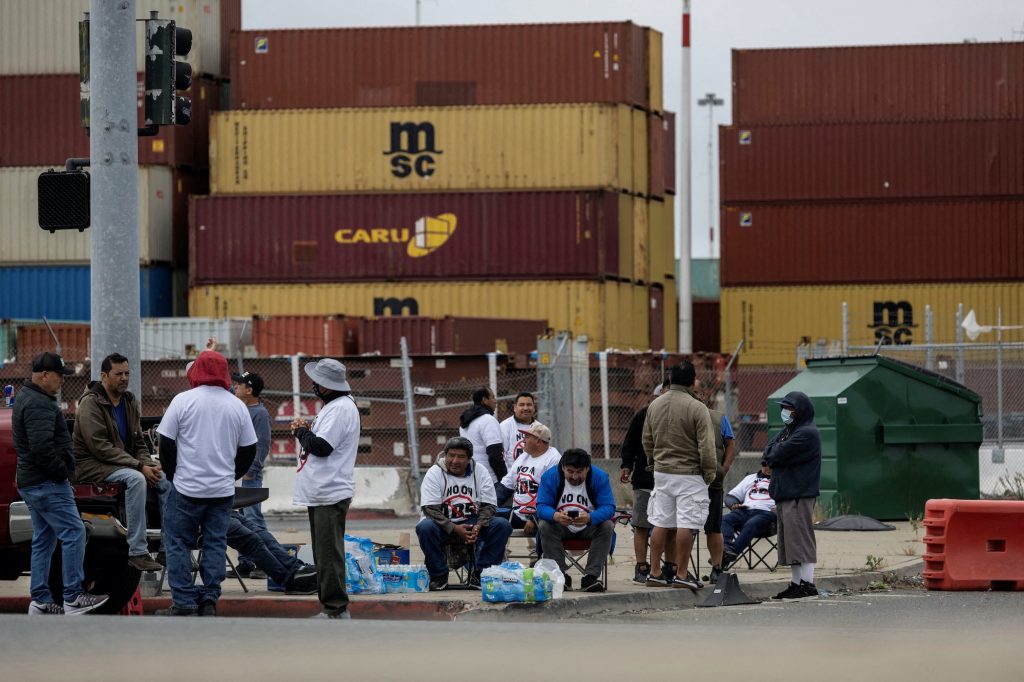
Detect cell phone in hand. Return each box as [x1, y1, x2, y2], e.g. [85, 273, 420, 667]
[567, 510, 580, 519]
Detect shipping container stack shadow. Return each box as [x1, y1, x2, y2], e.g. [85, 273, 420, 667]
[719, 41, 1024, 368]
[0, 0, 241, 339]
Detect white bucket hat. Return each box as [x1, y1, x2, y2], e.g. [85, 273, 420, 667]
[304, 358, 351, 392]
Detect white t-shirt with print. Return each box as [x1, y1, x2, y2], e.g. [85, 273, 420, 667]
[499, 416, 535, 464]
[557, 479, 595, 534]
[420, 462, 497, 523]
[499, 447, 561, 520]
[157, 385, 258, 498]
[459, 413, 506, 482]
[292, 395, 360, 506]
[727, 473, 776, 513]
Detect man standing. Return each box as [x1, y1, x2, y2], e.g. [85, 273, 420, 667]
[496, 422, 561, 532]
[536, 449, 616, 593]
[416, 437, 513, 591]
[290, 359, 360, 620]
[459, 386, 507, 483]
[703, 400, 737, 584]
[74, 352, 169, 572]
[14, 352, 108, 615]
[619, 378, 671, 584]
[231, 371, 272, 579]
[499, 392, 537, 465]
[157, 349, 258, 616]
[641, 361, 717, 590]
[763, 391, 822, 600]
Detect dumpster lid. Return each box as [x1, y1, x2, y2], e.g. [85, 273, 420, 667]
[803, 355, 981, 404]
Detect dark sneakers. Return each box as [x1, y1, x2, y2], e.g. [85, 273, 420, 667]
[198, 601, 217, 617]
[773, 581, 818, 600]
[772, 582, 802, 600]
[722, 551, 739, 570]
[563, 575, 573, 591]
[645, 573, 672, 587]
[671, 573, 702, 591]
[632, 562, 651, 585]
[428, 574, 449, 592]
[468, 570, 482, 589]
[580, 575, 605, 593]
[155, 605, 199, 616]
[798, 581, 819, 598]
[127, 554, 163, 572]
[709, 566, 724, 585]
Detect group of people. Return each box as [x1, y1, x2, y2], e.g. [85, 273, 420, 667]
[621, 361, 822, 599]
[13, 346, 360, 618]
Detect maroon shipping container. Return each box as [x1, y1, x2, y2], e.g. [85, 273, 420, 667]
[171, 169, 209, 268]
[229, 22, 651, 110]
[0, 74, 219, 168]
[733, 42, 1024, 125]
[190, 191, 624, 284]
[648, 286, 665, 350]
[692, 299, 720, 353]
[253, 316, 360, 357]
[721, 199, 1024, 286]
[647, 113, 666, 199]
[663, 111, 676, 195]
[17, 324, 90, 364]
[720, 121, 1024, 203]
[356, 317, 547, 355]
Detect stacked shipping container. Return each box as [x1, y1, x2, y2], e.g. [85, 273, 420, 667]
[720, 42, 1024, 364]
[194, 22, 677, 352]
[0, 1, 239, 320]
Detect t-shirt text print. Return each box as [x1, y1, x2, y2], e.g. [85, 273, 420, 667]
[442, 479, 479, 523]
[558, 480, 594, 534]
[500, 448, 561, 520]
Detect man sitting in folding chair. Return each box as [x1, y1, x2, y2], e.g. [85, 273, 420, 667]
[495, 422, 561, 534]
[721, 464, 777, 570]
[416, 437, 513, 592]
[536, 449, 616, 593]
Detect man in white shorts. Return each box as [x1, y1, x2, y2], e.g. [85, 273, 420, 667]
[641, 361, 717, 590]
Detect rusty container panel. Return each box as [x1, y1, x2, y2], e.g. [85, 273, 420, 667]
[720, 281, 1024, 365]
[647, 113, 666, 199]
[358, 316, 546, 355]
[190, 191, 626, 284]
[16, 324, 91, 364]
[171, 170, 209, 269]
[209, 104, 646, 195]
[189, 280, 652, 351]
[720, 121, 1024, 202]
[646, 29, 664, 113]
[692, 299, 720, 353]
[648, 287, 665, 350]
[446, 318, 548, 355]
[632, 197, 650, 283]
[663, 111, 676, 194]
[648, 197, 676, 285]
[0, 74, 219, 168]
[252, 316, 360, 357]
[721, 199, 1024, 287]
[229, 23, 650, 111]
[733, 42, 1024, 125]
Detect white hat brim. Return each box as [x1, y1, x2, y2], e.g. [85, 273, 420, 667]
[304, 362, 351, 392]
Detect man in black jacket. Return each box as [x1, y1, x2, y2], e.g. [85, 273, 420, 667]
[762, 391, 822, 600]
[14, 352, 109, 615]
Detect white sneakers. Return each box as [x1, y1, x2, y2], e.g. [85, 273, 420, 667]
[28, 593, 110, 616]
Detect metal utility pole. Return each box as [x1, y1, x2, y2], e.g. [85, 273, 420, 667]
[678, 0, 692, 352]
[697, 91, 723, 256]
[90, 0, 141, 398]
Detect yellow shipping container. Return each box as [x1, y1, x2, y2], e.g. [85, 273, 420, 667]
[210, 104, 648, 195]
[617, 195, 636, 283]
[647, 29, 664, 113]
[663, 282, 679, 352]
[190, 280, 653, 351]
[721, 282, 1024, 365]
[647, 197, 675, 285]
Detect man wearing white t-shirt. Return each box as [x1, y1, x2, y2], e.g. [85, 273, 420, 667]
[495, 422, 560, 533]
[499, 392, 537, 467]
[290, 359, 360, 620]
[458, 387, 507, 483]
[157, 350, 258, 616]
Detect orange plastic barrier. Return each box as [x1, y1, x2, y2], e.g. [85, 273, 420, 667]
[923, 499, 1024, 591]
[120, 586, 144, 616]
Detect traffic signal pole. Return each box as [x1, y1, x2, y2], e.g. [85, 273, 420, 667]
[89, 0, 141, 398]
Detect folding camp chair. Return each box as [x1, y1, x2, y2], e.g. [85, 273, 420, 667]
[739, 522, 779, 572]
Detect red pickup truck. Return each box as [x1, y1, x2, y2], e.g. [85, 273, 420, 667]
[0, 406, 158, 613]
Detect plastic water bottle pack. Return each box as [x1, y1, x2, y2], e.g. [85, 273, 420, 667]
[379, 564, 429, 593]
[480, 561, 559, 603]
[344, 534, 385, 595]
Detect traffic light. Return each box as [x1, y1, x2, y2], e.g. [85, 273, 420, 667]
[144, 17, 192, 126]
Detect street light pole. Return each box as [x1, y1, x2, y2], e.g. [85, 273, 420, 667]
[697, 92, 723, 256]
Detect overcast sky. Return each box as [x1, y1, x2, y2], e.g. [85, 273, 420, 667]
[243, 0, 1024, 259]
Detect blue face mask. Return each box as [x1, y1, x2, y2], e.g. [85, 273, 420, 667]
[781, 408, 794, 425]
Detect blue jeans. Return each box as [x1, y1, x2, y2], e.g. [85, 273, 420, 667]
[104, 468, 171, 556]
[415, 516, 513, 578]
[237, 475, 266, 567]
[721, 508, 777, 556]
[226, 510, 302, 586]
[18, 481, 87, 604]
[163, 487, 233, 609]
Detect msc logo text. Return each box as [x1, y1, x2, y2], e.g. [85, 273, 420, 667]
[868, 300, 917, 345]
[383, 121, 443, 179]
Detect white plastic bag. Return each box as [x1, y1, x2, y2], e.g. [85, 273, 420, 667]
[533, 558, 566, 600]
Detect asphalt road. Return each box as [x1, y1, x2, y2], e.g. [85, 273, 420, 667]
[0, 590, 1020, 681]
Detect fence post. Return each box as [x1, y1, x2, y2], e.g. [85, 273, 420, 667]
[842, 302, 848, 356]
[290, 355, 301, 457]
[571, 336, 591, 453]
[598, 351, 610, 458]
[925, 305, 934, 371]
[400, 337, 422, 493]
[487, 352, 498, 404]
[536, 336, 556, 435]
[996, 307, 1004, 454]
[955, 304, 965, 385]
[724, 339, 744, 425]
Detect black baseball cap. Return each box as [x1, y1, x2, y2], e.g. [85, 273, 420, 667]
[231, 371, 264, 396]
[32, 352, 74, 376]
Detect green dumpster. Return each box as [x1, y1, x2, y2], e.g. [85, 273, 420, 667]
[767, 356, 982, 520]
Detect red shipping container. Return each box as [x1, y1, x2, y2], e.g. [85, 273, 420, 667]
[720, 121, 1024, 203]
[648, 286, 665, 350]
[647, 113, 666, 199]
[0, 74, 219, 168]
[692, 299, 720, 353]
[720, 199, 1024, 286]
[17, 324, 90, 364]
[663, 111, 676, 195]
[733, 42, 1024, 125]
[229, 23, 651, 111]
[356, 317, 547, 356]
[252, 316, 360, 357]
[190, 191, 625, 284]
